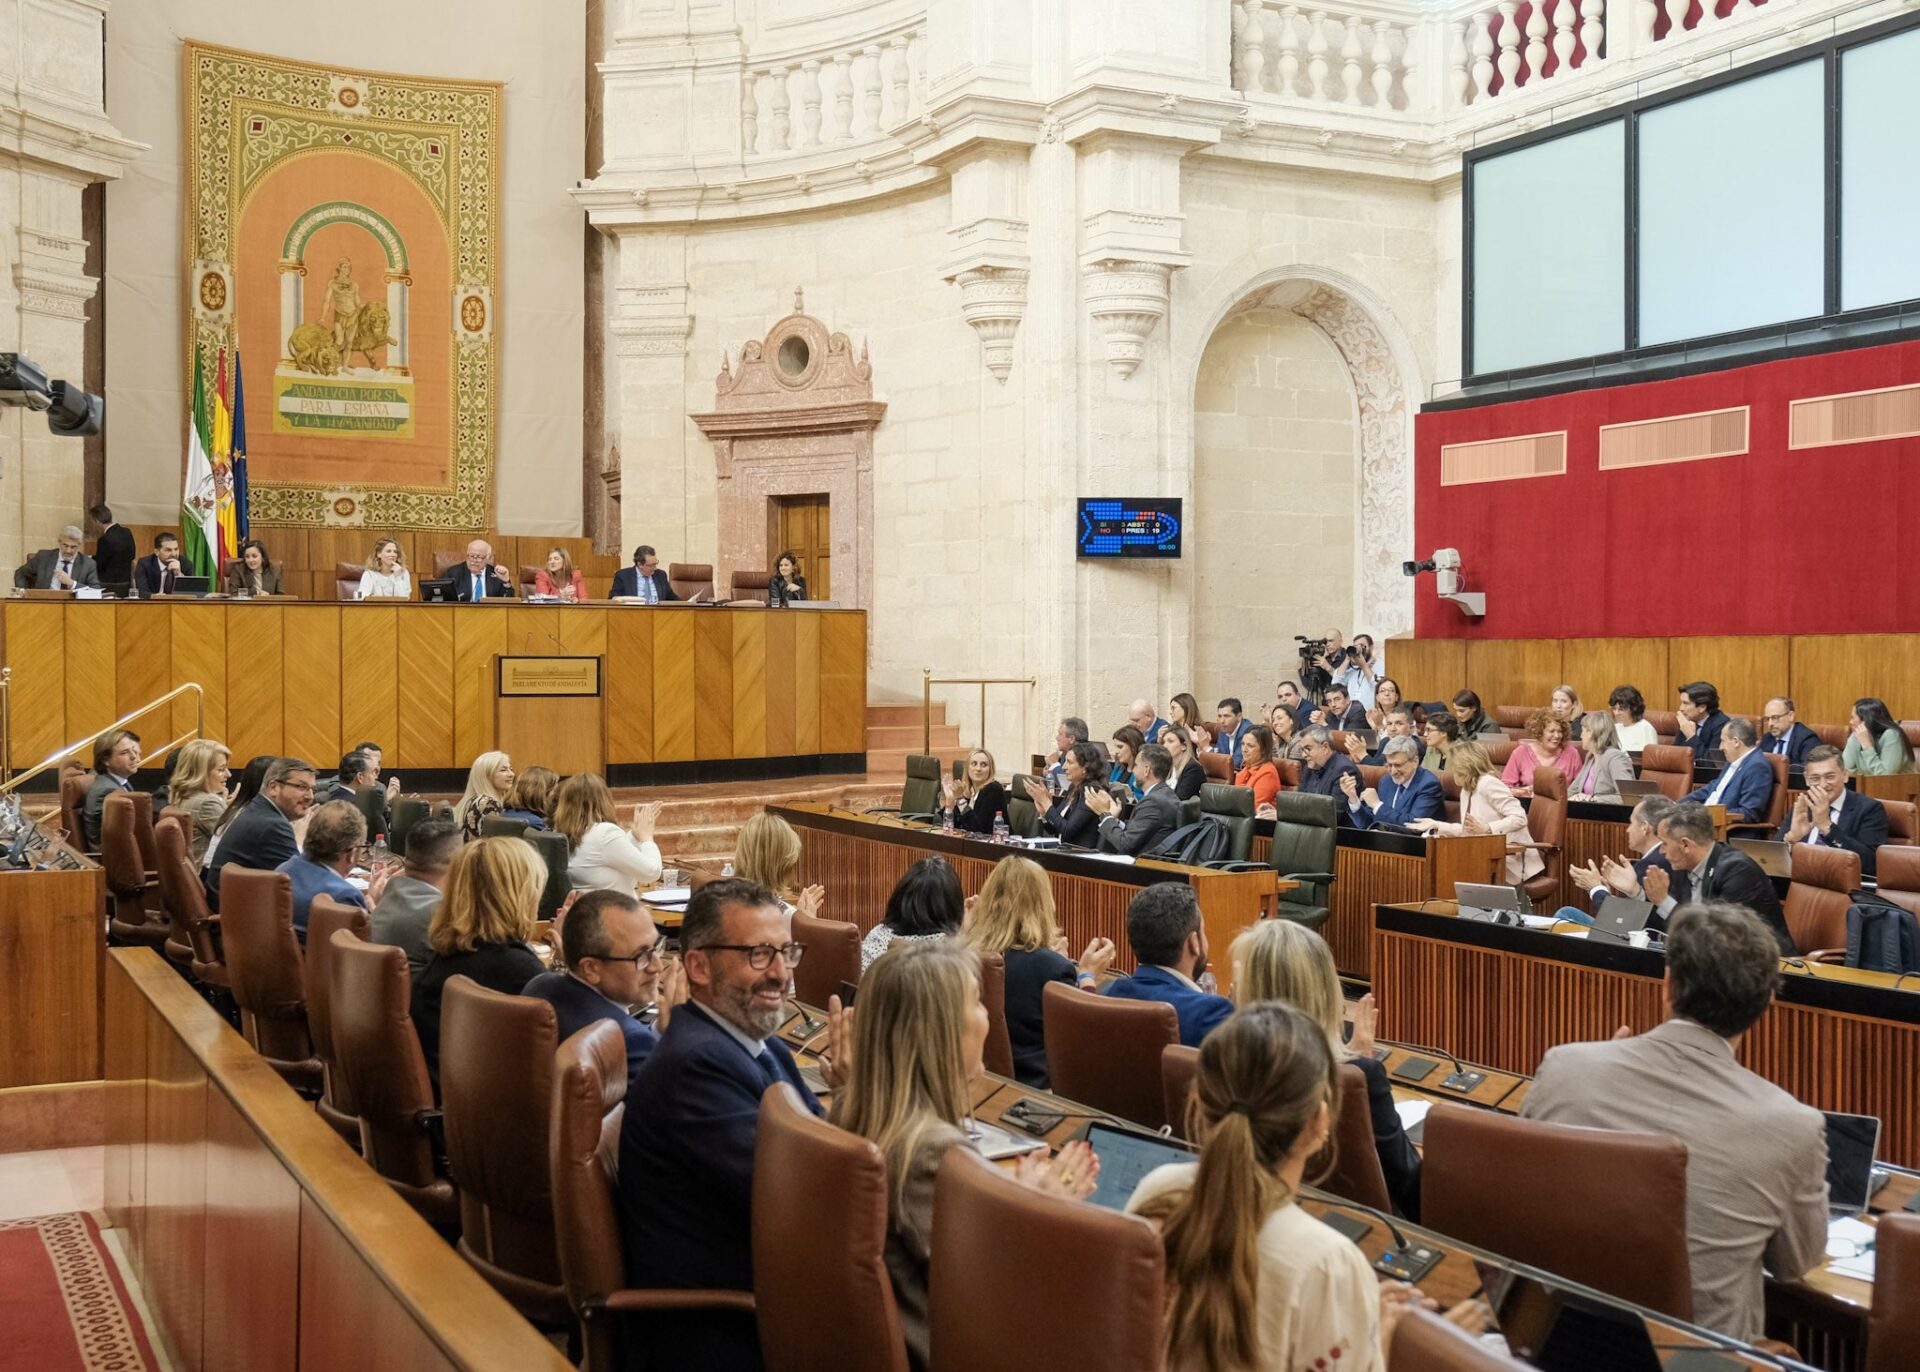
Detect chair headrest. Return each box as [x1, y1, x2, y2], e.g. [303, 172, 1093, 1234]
[904, 754, 941, 782]
[1272, 790, 1338, 828]
[1200, 782, 1254, 818]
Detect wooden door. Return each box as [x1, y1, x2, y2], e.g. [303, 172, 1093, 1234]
[769, 494, 831, 600]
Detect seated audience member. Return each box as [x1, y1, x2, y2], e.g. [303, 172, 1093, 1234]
[1340, 736, 1442, 830]
[277, 800, 385, 941]
[499, 765, 559, 829]
[457, 751, 515, 840]
[202, 754, 274, 871]
[1215, 698, 1252, 768]
[83, 728, 142, 849]
[861, 855, 965, 971]
[534, 546, 586, 601]
[938, 748, 1008, 834]
[1041, 716, 1089, 792]
[1234, 726, 1283, 815]
[554, 772, 662, 896]
[410, 836, 548, 1088]
[1344, 705, 1423, 767]
[1108, 725, 1146, 799]
[1233, 920, 1421, 1219]
[370, 816, 460, 972]
[1411, 742, 1541, 886]
[1164, 725, 1207, 801]
[1273, 679, 1315, 734]
[1020, 742, 1104, 848]
[1190, 720, 1217, 755]
[1522, 903, 1828, 1342]
[1610, 684, 1659, 752]
[1168, 692, 1204, 740]
[1089, 742, 1179, 855]
[1682, 717, 1771, 822]
[1644, 803, 1789, 952]
[523, 889, 681, 1090]
[1568, 796, 1682, 918]
[1675, 681, 1730, 762]
[167, 739, 232, 865]
[14, 524, 101, 590]
[733, 812, 823, 918]
[1844, 696, 1915, 776]
[1295, 727, 1360, 811]
[1130, 1002, 1486, 1369]
[1419, 711, 1459, 775]
[1364, 676, 1404, 733]
[315, 750, 375, 807]
[1570, 711, 1635, 801]
[834, 939, 1098, 1367]
[1779, 744, 1890, 878]
[1550, 684, 1586, 740]
[1450, 689, 1504, 739]
[609, 543, 678, 602]
[966, 856, 1116, 1088]
[451, 539, 515, 601]
[356, 537, 412, 599]
[353, 740, 399, 799]
[205, 757, 314, 908]
[89, 504, 134, 586]
[1310, 684, 1367, 733]
[1267, 701, 1308, 761]
[769, 550, 808, 603]
[1502, 707, 1581, 798]
[1759, 696, 1819, 765]
[1103, 883, 1234, 1047]
[134, 531, 188, 598]
[224, 538, 283, 597]
[1128, 698, 1170, 744]
[620, 879, 844, 1372]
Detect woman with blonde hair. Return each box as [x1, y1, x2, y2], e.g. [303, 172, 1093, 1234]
[409, 836, 547, 1086]
[553, 771, 662, 896]
[166, 738, 232, 864]
[457, 751, 515, 840]
[966, 855, 1116, 1087]
[832, 940, 1099, 1368]
[356, 537, 411, 599]
[1232, 920, 1420, 1219]
[1570, 711, 1634, 801]
[1411, 740, 1541, 885]
[733, 811, 823, 916]
[937, 747, 1007, 835]
[535, 547, 586, 602]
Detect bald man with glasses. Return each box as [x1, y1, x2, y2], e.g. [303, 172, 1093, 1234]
[523, 890, 685, 1089]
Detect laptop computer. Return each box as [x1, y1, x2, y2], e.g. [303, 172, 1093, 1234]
[1824, 1111, 1881, 1217]
[1479, 1262, 1672, 1372]
[171, 575, 211, 596]
[1454, 882, 1532, 922]
[1586, 897, 1655, 945]
[1732, 837, 1793, 879]
[1614, 779, 1663, 799]
[1075, 1120, 1196, 1211]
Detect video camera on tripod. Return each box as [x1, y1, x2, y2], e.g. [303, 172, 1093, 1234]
[1295, 635, 1332, 699]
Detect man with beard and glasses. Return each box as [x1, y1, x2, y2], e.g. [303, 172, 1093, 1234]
[617, 878, 853, 1372]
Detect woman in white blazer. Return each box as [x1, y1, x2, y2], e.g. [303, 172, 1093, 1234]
[552, 772, 662, 897]
[1410, 740, 1543, 885]
[1569, 711, 1636, 802]
[357, 537, 413, 599]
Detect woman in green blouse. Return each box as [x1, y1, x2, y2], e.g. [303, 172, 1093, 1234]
[1843, 696, 1915, 775]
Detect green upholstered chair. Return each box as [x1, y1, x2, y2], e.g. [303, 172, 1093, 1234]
[1222, 790, 1338, 930]
[1005, 776, 1042, 839]
[1197, 782, 1256, 865]
[479, 816, 528, 839]
[869, 753, 942, 822]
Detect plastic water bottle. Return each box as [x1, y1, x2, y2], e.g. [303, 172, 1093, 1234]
[1198, 968, 1219, 995]
[992, 814, 1010, 844]
[942, 808, 955, 834]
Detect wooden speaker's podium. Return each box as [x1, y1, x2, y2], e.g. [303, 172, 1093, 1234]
[494, 656, 605, 775]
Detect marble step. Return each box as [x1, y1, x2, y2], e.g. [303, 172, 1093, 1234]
[867, 702, 949, 727]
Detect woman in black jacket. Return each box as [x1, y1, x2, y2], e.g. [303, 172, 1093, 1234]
[770, 549, 808, 603]
[1018, 741, 1103, 848]
[938, 748, 1007, 834]
[1165, 724, 1207, 801]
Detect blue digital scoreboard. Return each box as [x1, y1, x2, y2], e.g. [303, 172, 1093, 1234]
[1076, 498, 1182, 559]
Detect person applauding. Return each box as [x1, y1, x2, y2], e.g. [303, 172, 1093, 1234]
[1019, 742, 1104, 848]
[1340, 736, 1443, 830]
[938, 748, 1008, 835]
[1502, 708, 1581, 798]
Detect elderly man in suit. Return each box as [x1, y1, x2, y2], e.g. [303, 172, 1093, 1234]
[1778, 744, 1890, 878]
[523, 890, 685, 1090]
[451, 539, 514, 601]
[1760, 697, 1821, 766]
[1340, 735, 1444, 830]
[1522, 902, 1828, 1342]
[609, 543, 680, 602]
[1645, 802, 1790, 953]
[1682, 717, 1774, 823]
[14, 525, 100, 590]
[1102, 883, 1235, 1047]
[82, 729, 141, 850]
[1087, 742, 1179, 856]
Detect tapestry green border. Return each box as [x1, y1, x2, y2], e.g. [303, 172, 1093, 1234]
[183, 39, 501, 531]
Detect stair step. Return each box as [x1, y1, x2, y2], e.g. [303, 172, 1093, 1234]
[866, 702, 948, 727]
[864, 723, 964, 750]
[864, 748, 970, 777]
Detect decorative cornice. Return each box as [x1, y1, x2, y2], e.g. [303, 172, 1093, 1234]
[691, 399, 888, 439]
[0, 109, 147, 182]
[1083, 260, 1172, 379]
[575, 147, 940, 229]
[14, 264, 97, 321]
[609, 316, 695, 358]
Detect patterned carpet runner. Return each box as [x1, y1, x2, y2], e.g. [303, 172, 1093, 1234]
[0, 1213, 161, 1371]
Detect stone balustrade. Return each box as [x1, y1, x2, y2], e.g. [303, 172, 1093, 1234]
[742, 23, 925, 157]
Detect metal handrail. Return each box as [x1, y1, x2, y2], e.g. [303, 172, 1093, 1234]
[0, 667, 10, 787]
[921, 670, 1036, 754]
[0, 682, 206, 795]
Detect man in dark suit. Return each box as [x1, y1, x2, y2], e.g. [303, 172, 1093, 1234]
[1340, 736, 1444, 829]
[1760, 697, 1821, 766]
[1103, 883, 1234, 1047]
[1646, 802, 1790, 953]
[1569, 795, 1687, 917]
[133, 531, 189, 598]
[1296, 728, 1361, 822]
[450, 539, 514, 600]
[82, 729, 141, 850]
[609, 543, 680, 602]
[619, 878, 848, 1372]
[89, 504, 135, 586]
[1344, 706, 1426, 767]
[1087, 743, 1178, 856]
[1310, 683, 1368, 732]
[1273, 679, 1315, 734]
[14, 526, 101, 590]
[205, 758, 315, 910]
[1676, 681, 1730, 764]
[1682, 718, 1774, 822]
[524, 891, 680, 1090]
[1214, 698, 1252, 768]
[1778, 745, 1890, 878]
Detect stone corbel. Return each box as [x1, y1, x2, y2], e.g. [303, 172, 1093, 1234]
[609, 316, 694, 358]
[1082, 259, 1171, 379]
[951, 266, 1029, 382]
[936, 141, 1033, 383]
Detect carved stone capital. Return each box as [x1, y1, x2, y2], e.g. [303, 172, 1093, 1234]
[13, 264, 95, 321]
[1082, 259, 1172, 379]
[610, 316, 694, 358]
[950, 266, 1029, 382]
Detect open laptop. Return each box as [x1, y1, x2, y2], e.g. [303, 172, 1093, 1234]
[1825, 1111, 1882, 1218]
[1732, 837, 1793, 880]
[1478, 1262, 1676, 1372]
[1586, 896, 1656, 945]
[1614, 779, 1663, 799]
[1454, 882, 1532, 923]
[170, 575, 211, 596]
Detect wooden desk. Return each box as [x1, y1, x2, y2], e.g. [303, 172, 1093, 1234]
[0, 825, 103, 1088]
[775, 804, 1281, 997]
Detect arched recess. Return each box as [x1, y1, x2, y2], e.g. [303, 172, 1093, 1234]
[276, 199, 413, 374]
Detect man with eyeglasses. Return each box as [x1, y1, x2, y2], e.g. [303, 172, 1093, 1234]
[619, 877, 852, 1372]
[275, 799, 392, 942]
[524, 890, 684, 1090]
[205, 757, 316, 910]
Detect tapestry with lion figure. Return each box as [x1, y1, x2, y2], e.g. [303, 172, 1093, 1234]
[184, 41, 500, 530]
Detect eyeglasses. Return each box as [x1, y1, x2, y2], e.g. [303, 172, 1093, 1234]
[588, 940, 662, 968]
[275, 779, 315, 793]
[697, 942, 805, 969]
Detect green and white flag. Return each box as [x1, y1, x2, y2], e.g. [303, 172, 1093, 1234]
[181, 347, 219, 578]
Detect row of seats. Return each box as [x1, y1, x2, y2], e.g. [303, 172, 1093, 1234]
[1487, 704, 1920, 753]
[329, 556, 754, 602]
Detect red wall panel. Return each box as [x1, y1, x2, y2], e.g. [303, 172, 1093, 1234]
[1413, 338, 1920, 639]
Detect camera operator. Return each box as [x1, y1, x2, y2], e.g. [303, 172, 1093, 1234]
[1314, 629, 1376, 710]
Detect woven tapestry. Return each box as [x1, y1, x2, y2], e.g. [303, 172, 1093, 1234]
[183, 41, 501, 530]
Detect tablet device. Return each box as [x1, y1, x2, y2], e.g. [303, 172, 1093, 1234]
[1390, 1056, 1440, 1084]
[173, 575, 211, 595]
[1076, 1121, 1196, 1211]
[1824, 1111, 1881, 1217]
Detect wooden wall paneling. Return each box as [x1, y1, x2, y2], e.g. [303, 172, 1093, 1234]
[1787, 633, 1920, 726]
[732, 611, 767, 759]
[1746, 1004, 1920, 1168]
[117, 600, 175, 750]
[502, 607, 563, 661]
[0, 864, 102, 1086]
[170, 602, 228, 749]
[554, 607, 608, 660]
[223, 606, 285, 765]
[62, 605, 117, 753]
[298, 1197, 459, 1372]
[764, 612, 798, 757]
[820, 612, 867, 754]
[793, 611, 821, 756]
[104, 955, 149, 1246]
[201, 1086, 300, 1372]
[1666, 635, 1789, 718]
[1383, 638, 1466, 706]
[606, 612, 654, 764]
[280, 608, 343, 770]
[450, 608, 509, 766]
[1562, 815, 1631, 912]
[651, 612, 696, 762]
[6, 602, 66, 768]
[1558, 638, 1669, 720]
[144, 1019, 210, 1372]
[1464, 639, 1563, 713]
[694, 610, 737, 760]
[1326, 846, 1433, 979]
[305, 529, 370, 598]
[394, 610, 457, 769]
[340, 607, 400, 770]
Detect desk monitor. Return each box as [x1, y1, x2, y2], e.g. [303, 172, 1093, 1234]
[419, 577, 456, 603]
[1824, 1111, 1881, 1216]
[1076, 1121, 1195, 1211]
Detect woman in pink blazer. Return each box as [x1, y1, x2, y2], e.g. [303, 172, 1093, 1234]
[534, 547, 587, 602]
[1413, 741, 1544, 885]
[1502, 708, 1581, 798]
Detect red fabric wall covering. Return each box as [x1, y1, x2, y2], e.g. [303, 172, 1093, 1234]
[1413, 337, 1920, 639]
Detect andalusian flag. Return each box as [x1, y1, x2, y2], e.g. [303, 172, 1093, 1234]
[212, 348, 238, 565]
[229, 350, 251, 540]
[181, 349, 219, 579]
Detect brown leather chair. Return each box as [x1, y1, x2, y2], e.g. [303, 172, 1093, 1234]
[439, 976, 569, 1328]
[1042, 981, 1178, 1130]
[1812, 723, 1850, 749]
[792, 909, 861, 1008]
[1493, 705, 1532, 734]
[754, 1083, 909, 1372]
[976, 950, 1015, 1080]
[518, 564, 542, 598]
[1199, 751, 1233, 782]
[129, 786, 159, 877]
[1312, 1063, 1393, 1215]
[219, 868, 322, 1093]
[334, 561, 366, 601]
[305, 895, 371, 1143]
[667, 561, 714, 601]
[1903, 722, 1920, 754]
[1389, 1305, 1530, 1369]
[1883, 799, 1919, 847]
[102, 791, 170, 950]
[153, 815, 226, 986]
[327, 932, 457, 1229]
[1782, 844, 1860, 959]
[551, 1020, 754, 1372]
[1521, 767, 1566, 911]
[1645, 708, 1680, 744]
[928, 1146, 1163, 1372]
[59, 769, 93, 853]
[1636, 744, 1695, 800]
[1422, 1104, 1692, 1320]
[151, 815, 198, 971]
[1878, 846, 1920, 918]
[729, 569, 770, 603]
[1867, 1213, 1920, 1372]
[432, 550, 467, 576]
[1727, 752, 1789, 835]
[1161, 1043, 1199, 1142]
[1482, 737, 1520, 769]
[1277, 758, 1300, 790]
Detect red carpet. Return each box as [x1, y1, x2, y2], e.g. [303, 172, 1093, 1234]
[0, 1213, 161, 1371]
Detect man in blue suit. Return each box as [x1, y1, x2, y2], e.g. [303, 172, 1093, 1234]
[1214, 698, 1252, 767]
[1103, 883, 1234, 1047]
[1676, 681, 1729, 764]
[1760, 697, 1821, 766]
[618, 878, 849, 1372]
[523, 891, 681, 1090]
[1682, 717, 1774, 823]
[609, 544, 680, 602]
[1339, 736, 1444, 830]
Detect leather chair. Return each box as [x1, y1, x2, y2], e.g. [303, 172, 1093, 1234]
[518, 564, 542, 598]
[1422, 1104, 1692, 1319]
[1042, 981, 1177, 1130]
[1867, 1213, 1920, 1372]
[1177, 796, 1201, 831]
[1482, 737, 1520, 769]
[551, 1021, 754, 1372]
[1878, 846, 1920, 919]
[523, 829, 574, 921]
[129, 787, 159, 877]
[101, 791, 170, 950]
[305, 895, 371, 1144]
[327, 932, 457, 1230]
[440, 976, 569, 1328]
[928, 1146, 1163, 1372]
[388, 796, 431, 856]
[1494, 705, 1532, 735]
[1276, 758, 1300, 790]
[729, 569, 770, 603]
[976, 950, 1015, 1079]
[153, 815, 226, 987]
[1883, 799, 1918, 846]
[754, 1083, 910, 1372]
[792, 909, 861, 1007]
[219, 868, 322, 1093]
[891, 754, 941, 821]
[1389, 1305, 1531, 1369]
[151, 815, 198, 972]
[1521, 768, 1566, 911]
[1161, 1043, 1198, 1142]
[1004, 775, 1041, 839]
[432, 551, 467, 577]
[1200, 751, 1233, 782]
[1636, 745, 1695, 800]
[1250, 790, 1339, 929]
[1196, 782, 1255, 864]
[1312, 1063, 1393, 1214]
[1782, 844, 1860, 959]
[1904, 722, 1920, 754]
[1813, 723, 1850, 749]
[480, 816, 529, 838]
[59, 768, 94, 853]
[1644, 709, 1680, 744]
[334, 562, 365, 601]
[666, 561, 714, 601]
[1727, 752, 1790, 835]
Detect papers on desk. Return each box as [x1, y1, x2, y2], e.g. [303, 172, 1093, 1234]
[1081, 853, 1135, 865]
[1826, 1217, 1877, 1281]
[965, 1117, 1049, 1161]
[75, 587, 103, 600]
[1394, 1100, 1432, 1132]
[1517, 913, 1560, 930]
[642, 886, 691, 905]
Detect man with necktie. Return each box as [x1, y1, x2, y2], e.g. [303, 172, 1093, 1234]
[451, 538, 514, 601]
[82, 729, 141, 850]
[609, 543, 680, 602]
[1341, 734, 1445, 829]
[134, 532, 188, 598]
[14, 525, 101, 591]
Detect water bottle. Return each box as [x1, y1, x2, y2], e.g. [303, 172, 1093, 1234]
[992, 814, 1010, 844]
[942, 808, 954, 834]
[721, 860, 734, 877]
[1198, 968, 1219, 996]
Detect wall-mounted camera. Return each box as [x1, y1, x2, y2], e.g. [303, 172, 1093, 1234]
[1401, 547, 1485, 618]
[0, 354, 104, 437]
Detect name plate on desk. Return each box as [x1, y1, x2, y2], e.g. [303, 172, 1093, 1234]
[496, 656, 602, 697]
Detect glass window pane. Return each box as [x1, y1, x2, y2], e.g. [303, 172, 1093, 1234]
[1841, 27, 1920, 310]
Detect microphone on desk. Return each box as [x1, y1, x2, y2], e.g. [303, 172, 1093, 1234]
[1304, 1192, 1443, 1282]
[1385, 1038, 1487, 1094]
[786, 996, 824, 1035]
[1784, 957, 1826, 980]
